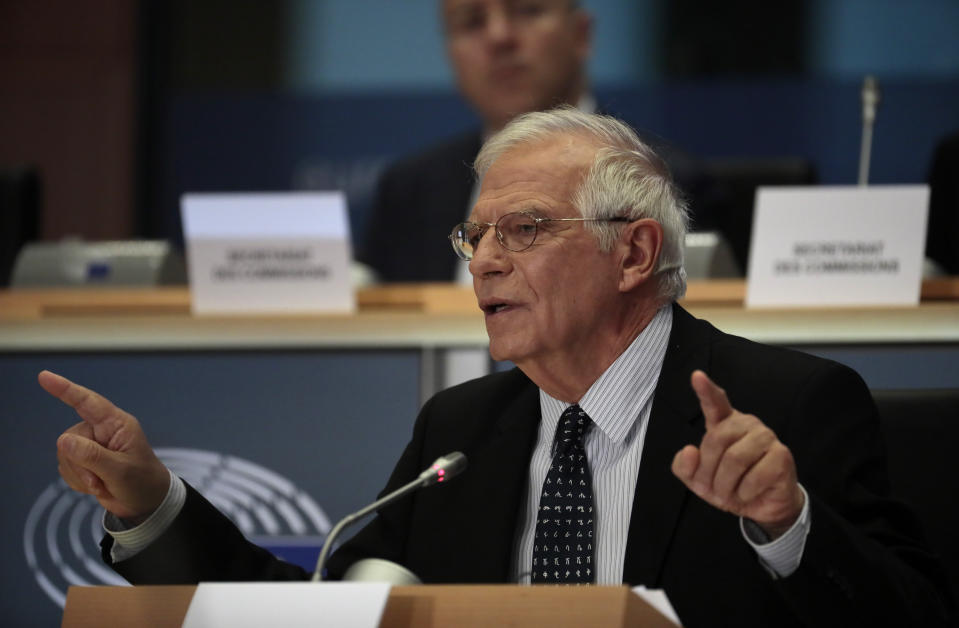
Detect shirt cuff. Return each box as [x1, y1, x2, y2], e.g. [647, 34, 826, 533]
[740, 484, 811, 578]
[103, 468, 186, 562]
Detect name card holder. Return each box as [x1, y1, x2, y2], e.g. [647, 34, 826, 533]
[181, 192, 355, 315]
[746, 185, 929, 308]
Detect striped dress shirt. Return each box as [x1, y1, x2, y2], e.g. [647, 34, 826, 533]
[512, 305, 673, 584]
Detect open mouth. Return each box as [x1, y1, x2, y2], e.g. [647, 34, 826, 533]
[482, 303, 510, 315]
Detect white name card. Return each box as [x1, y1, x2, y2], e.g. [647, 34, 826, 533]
[746, 185, 929, 308]
[181, 192, 355, 315]
[181, 582, 391, 628]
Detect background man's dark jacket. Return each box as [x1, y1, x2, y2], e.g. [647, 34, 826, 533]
[361, 132, 480, 282]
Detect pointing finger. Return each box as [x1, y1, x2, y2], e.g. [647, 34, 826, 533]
[39, 370, 124, 429]
[691, 370, 734, 428]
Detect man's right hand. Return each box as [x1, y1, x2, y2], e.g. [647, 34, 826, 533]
[39, 370, 170, 524]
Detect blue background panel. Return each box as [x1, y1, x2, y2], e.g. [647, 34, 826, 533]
[1, 350, 420, 625]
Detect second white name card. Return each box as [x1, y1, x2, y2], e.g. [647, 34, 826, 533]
[746, 185, 929, 308]
[181, 192, 355, 315]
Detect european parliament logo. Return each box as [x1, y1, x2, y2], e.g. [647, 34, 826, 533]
[23, 448, 331, 607]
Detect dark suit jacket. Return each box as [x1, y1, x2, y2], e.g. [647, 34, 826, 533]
[927, 131, 959, 275]
[360, 131, 481, 283]
[105, 304, 955, 627]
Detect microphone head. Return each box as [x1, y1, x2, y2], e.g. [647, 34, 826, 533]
[419, 451, 468, 486]
[861, 75, 881, 120]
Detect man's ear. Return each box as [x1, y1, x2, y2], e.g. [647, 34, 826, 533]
[572, 9, 593, 60]
[619, 219, 663, 292]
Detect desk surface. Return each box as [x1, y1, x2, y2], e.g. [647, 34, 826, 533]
[2, 281, 958, 351]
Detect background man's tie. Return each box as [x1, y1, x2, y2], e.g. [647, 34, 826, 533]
[531, 404, 595, 584]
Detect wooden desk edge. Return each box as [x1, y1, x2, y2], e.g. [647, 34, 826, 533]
[62, 584, 678, 628]
[4, 278, 959, 321]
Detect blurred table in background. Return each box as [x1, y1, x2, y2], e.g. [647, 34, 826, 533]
[3, 279, 958, 396]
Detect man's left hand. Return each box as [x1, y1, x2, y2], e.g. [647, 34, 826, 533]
[671, 370, 805, 539]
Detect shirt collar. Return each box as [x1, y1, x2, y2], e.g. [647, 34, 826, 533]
[539, 305, 673, 444]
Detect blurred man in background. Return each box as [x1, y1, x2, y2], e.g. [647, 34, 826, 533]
[361, 0, 594, 283]
[361, 0, 719, 284]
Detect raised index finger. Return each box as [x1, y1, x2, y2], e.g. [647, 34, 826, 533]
[38, 370, 122, 428]
[691, 370, 734, 428]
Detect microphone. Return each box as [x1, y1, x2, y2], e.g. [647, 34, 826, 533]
[310, 451, 467, 581]
[858, 75, 881, 186]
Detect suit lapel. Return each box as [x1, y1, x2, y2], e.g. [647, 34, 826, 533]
[457, 372, 541, 581]
[622, 304, 712, 585]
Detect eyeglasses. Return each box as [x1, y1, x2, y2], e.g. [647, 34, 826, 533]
[448, 211, 631, 261]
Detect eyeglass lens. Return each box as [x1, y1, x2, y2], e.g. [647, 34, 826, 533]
[452, 213, 539, 260]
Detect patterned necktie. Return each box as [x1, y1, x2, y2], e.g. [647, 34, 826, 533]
[531, 404, 595, 584]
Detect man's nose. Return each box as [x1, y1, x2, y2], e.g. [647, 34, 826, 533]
[469, 228, 509, 278]
[484, 8, 517, 45]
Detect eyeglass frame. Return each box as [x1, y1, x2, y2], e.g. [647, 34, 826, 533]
[448, 210, 633, 261]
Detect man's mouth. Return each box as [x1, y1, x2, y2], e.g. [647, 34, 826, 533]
[490, 63, 527, 82]
[479, 298, 516, 315]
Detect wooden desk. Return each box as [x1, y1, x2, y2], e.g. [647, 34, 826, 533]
[61, 585, 676, 628]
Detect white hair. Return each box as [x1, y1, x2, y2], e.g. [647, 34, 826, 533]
[474, 106, 690, 301]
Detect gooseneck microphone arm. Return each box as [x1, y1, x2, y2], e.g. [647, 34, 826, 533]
[310, 478, 421, 582]
[311, 452, 467, 582]
[858, 75, 880, 186]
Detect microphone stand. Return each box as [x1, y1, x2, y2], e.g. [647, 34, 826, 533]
[311, 452, 466, 581]
[858, 75, 880, 186]
[311, 476, 424, 581]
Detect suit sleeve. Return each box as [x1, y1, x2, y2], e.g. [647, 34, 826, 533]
[102, 482, 310, 583]
[101, 397, 436, 584]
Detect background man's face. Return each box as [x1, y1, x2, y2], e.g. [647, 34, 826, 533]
[443, 0, 591, 131]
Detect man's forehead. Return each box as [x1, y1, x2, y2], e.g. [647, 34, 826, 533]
[470, 136, 595, 220]
[442, 0, 574, 23]
[441, 0, 491, 18]
[442, 0, 571, 12]
[489, 133, 598, 175]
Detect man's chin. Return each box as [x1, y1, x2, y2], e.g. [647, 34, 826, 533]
[481, 97, 543, 128]
[488, 336, 535, 365]
[487, 339, 516, 364]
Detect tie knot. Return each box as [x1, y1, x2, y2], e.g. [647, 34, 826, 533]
[553, 404, 591, 456]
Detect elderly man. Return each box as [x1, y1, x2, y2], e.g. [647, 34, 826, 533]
[43, 109, 953, 627]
